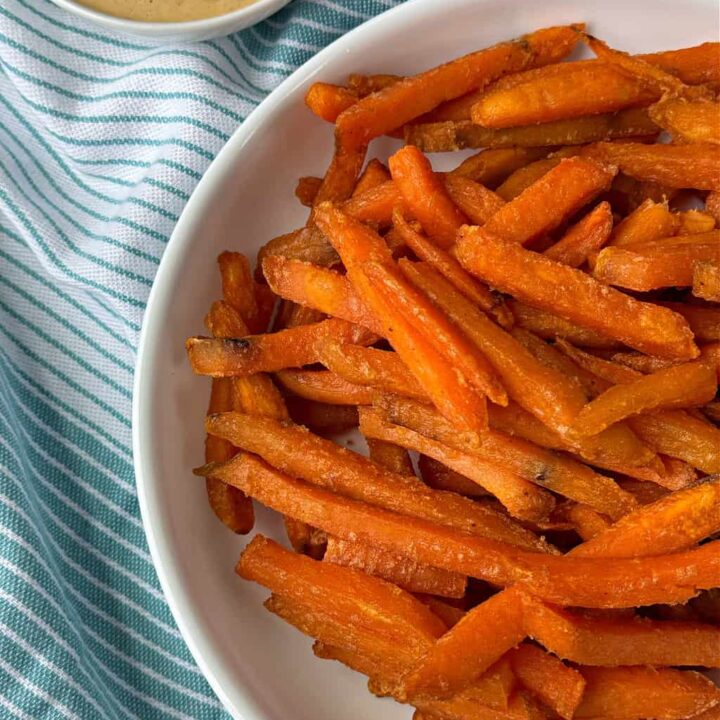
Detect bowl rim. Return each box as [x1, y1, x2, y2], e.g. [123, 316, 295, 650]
[47, 0, 291, 34]
[132, 1, 413, 716]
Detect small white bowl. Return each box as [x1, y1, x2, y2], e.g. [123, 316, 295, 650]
[47, 0, 291, 43]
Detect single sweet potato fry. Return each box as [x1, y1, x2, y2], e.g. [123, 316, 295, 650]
[572, 360, 718, 436]
[398, 587, 528, 701]
[477, 158, 616, 247]
[640, 41, 720, 85]
[295, 176, 322, 207]
[496, 158, 561, 201]
[204, 412, 547, 549]
[679, 209, 716, 234]
[342, 180, 402, 226]
[609, 351, 680, 375]
[525, 600, 720, 667]
[440, 174, 506, 225]
[257, 226, 339, 273]
[509, 644, 585, 720]
[335, 25, 583, 151]
[471, 60, 658, 128]
[450, 147, 550, 185]
[366, 437, 414, 476]
[594, 233, 720, 291]
[359, 407, 556, 522]
[629, 410, 720, 474]
[583, 142, 720, 190]
[575, 666, 720, 720]
[650, 97, 720, 145]
[217, 252, 265, 333]
[262, 256, 382, 334]
[388, 146, 468, 249]
[275, 369, 376, 405]
[608, 197, 678, 247]
[508, 301, 620, 349]
[370, 396, 636, 520]
[566, 504, 611, 541]
[316, 340, 426, 400]
[304, 82, 358, 123]
[694, 260, 720, 301]
[239, 536, 445, 653]
[456, 227, 699, 359]
[543, 201, 613, 267]
[406, 108, 658, 152]
[573, 476, 720, 558]
[416, 595, 467, 630]
[392, 209, 511, 326]
[353, 159, 391, 196]
[324, 537, 467, 599]
[488, 402, 568, 452]
[418, 455, 491, 499]
[204, 453, 720, 607]
[312, 142, 368, 205]
[186, 318, 377, 377]
[600, 455, 697, 492]
[659, 301, 720, 342]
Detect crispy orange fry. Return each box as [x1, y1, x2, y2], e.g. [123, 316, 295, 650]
[488, 402, 568, 451]
[388, 146, 468, 248]
[456, 227, 698, 359]
[472, 60, 658, 128]
[650, 97, 720, 144]
[275, 369, 375, 405]
[239, 536, 445, 652]
[584, 142, 720, 190]
[406, 108, 658, 152]
[204, 452, 720, 607]
[359, 407, 556, 522]
[295, 176, 322, 207]
[366, 437, 414, 476]
[543, 201, 613, 267]
[694, 260, 720, 301]
[416, 595, 467, 630]
[594, 232, 720, 291]
[440, 174, 506, 225]
[258, 226, 339, 273]
[450, 147, 550, 185]
[629, 410, 720, 474]
[186, 318, 377, 377]
[262, 256, 382, 333]
[399, 587, 527, 701]
[392, 209, 511, 326]
[508, 301, 620, 349]
[402, 261, 649, 466]
[204, 412, 547, 549]
[324, 537, 466, 599]
[217, 252, 266, 334]
[608, 197, 678, 247]
[353, 159, 391, 196]
[335, 25, 583, 151]
[316, 340, 426, 399]
[609, 351, 680, 375]
[573, 476, 720, 558]
[575, 666, 720, 720]
[312, 143, 368, 205]
[315, 204, 494, 431]
[304, 82, 358, 123]
[566, 504, 611, 541]
[509, 644, 585, 720]
[572, 360, 717, 436]
[477, 158, 616, 247]
[525, 600, 720, 667]
[678, 209, 716, 234]
[659, 301, 720, 342]
[496, 157, 561, 200]
[369, 397, 635, 520]
[342, 179, 402, 226]
[418, 455, 491, 499]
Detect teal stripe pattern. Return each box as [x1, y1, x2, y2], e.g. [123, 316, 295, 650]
[0, 1, 405, 716]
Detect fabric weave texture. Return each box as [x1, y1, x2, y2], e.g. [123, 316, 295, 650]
[0, 1, 404, 717]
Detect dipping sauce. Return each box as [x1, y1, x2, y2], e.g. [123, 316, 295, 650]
[74, 0, 259, 22]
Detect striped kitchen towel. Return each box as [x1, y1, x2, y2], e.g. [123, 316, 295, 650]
[0, 1, 404, 717]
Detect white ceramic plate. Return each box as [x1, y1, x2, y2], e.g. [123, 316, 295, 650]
[133, 1, 719, 717]
[48, 0, 290, 43]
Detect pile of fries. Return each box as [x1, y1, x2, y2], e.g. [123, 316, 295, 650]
[186, 24, 720, 719]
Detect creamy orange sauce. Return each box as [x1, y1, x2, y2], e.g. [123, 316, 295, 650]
[75, 0, 259, 22]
